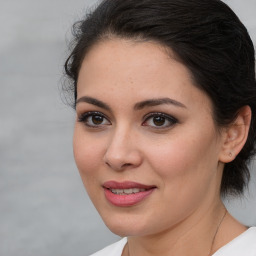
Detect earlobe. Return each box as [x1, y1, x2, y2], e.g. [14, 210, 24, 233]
[219, 105, 251, 163]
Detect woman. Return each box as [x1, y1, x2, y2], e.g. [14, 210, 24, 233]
[64, 0, 256, 255]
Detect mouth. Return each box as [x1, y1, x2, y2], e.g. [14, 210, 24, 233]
[102, 181, 156, 207]
[110, 188, 147, 195]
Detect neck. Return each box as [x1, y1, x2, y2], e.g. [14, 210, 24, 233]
[124, 201, 227, 256]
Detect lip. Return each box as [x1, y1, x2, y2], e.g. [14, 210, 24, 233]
[103, 181, 156, 207]
[103, 180, 156, 190]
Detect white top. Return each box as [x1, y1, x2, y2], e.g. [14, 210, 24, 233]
[90, 227, 256, 256]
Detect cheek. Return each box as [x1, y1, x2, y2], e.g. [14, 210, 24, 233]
[146, 129, 219, 186]
[144, 134, 220, 220]
[73, 127, 104, 182]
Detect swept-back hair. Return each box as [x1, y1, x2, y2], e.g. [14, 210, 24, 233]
[64, 0, 256, 196]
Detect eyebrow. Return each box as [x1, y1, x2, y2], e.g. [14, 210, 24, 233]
[76, 96, 112, 111]
[76, 96, 186, 111]
[134, 98, 187, 110]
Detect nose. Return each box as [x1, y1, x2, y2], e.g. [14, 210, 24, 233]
[103, 127, 143, 171]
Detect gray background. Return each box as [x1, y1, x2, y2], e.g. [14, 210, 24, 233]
[0, 0, 255, 255]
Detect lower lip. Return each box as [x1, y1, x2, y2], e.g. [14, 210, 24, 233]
[104, 188, 155, 207]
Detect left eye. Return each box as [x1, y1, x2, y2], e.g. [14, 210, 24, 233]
[142, 113, 177, 128]
[78, 112, 111, 127]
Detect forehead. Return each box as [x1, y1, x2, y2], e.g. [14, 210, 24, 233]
[79, 38, 174, 84]
[77, 38, 212, 113]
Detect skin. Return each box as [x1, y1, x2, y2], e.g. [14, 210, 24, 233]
[73, 38, 249, 256]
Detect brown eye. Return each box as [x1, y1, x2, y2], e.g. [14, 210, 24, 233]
[92, 115, 104, 125]
[142, 113, 178, 129]
[153, 116, 166, 126]
[78, 112, 111, 127]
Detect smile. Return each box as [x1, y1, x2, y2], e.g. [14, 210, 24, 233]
[103, 181, 156, 207]
[110, 188, 146, 195]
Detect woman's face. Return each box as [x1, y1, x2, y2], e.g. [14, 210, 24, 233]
[74, 39, 226, 237]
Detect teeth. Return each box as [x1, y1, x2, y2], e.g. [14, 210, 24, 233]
[110, 188, 146, 195]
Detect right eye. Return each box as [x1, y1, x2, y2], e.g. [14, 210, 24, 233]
[77, 112, 111, 128]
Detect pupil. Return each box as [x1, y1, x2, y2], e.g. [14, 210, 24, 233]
[92, 115, 103, 124]
[153, 116, 165, 126]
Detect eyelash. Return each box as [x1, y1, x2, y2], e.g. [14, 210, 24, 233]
[142, 112, 178, 129]
[77, 111, 178, 129]
[77, 111, 111, 128]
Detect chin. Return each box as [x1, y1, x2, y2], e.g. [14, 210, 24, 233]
[107, 226, 147, 238]
[101, 213, 149, 237]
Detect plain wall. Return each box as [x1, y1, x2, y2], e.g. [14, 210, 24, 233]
[0, 0, 255, 255]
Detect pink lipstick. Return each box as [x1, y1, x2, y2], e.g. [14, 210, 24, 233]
[103, 181, 156, 207]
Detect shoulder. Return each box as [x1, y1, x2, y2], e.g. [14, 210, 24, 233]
[89, 238, 127, 256]
[213, 227, 256, 256]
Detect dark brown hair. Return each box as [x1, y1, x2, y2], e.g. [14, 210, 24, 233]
[64, 0, 256, 196]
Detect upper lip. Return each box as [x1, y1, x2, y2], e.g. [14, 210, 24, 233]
[103, 180, 156, 190]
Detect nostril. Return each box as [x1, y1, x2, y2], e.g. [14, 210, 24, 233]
[104, 160, 132, 170]
[122, 163, 132, 168]
[105, 161, 111, 167]
[103, 143, 142, 171]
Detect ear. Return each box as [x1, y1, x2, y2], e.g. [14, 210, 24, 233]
[219, 105, 251, 163]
